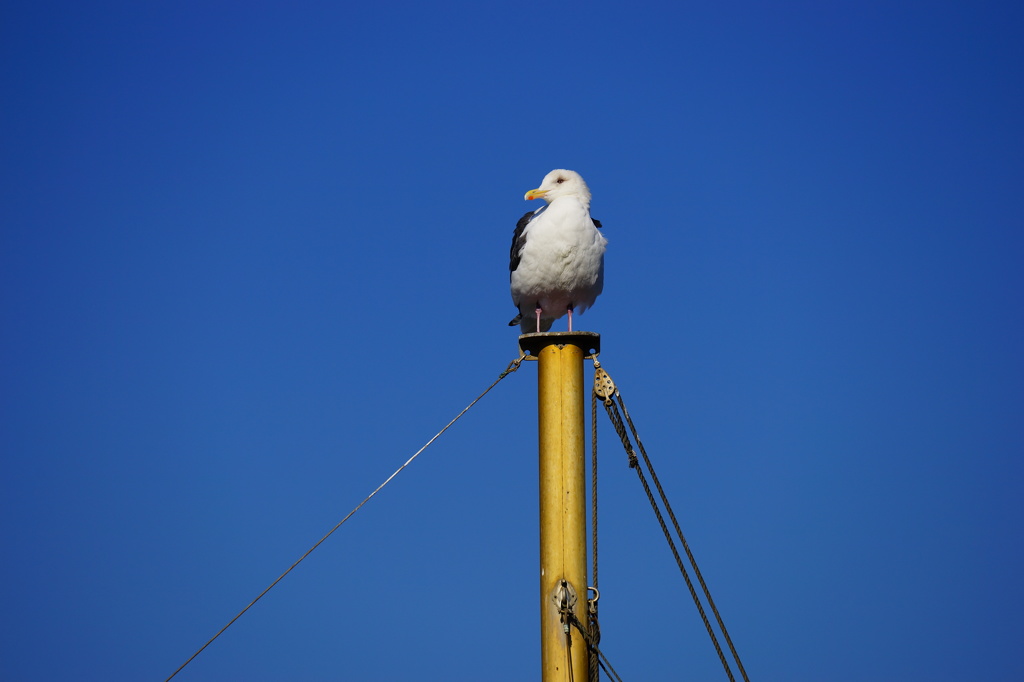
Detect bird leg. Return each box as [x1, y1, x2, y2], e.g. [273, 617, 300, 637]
[567, 305, 574, 332]
[535, 307, 542, 333]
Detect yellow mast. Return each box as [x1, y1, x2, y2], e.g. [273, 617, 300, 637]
[520, 332, 599, 682]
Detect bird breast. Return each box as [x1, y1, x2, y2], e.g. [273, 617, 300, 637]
[511, 198, 607, 311]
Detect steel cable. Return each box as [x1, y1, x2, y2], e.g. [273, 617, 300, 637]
[616, 391, 750, 682]
[590, 381, 602, 681]
[598, 371, 746, 682]
[164, 356, 524, 681]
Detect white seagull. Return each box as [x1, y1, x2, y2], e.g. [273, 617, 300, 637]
[508, 169, 608, 333]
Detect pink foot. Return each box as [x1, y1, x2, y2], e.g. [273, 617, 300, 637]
[535, 307, 542, 333]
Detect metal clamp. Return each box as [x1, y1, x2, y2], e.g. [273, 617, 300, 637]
[587, 585, 600, 614]
[552, 580, 578, 633]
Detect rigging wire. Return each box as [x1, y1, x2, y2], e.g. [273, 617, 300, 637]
[594, 362, 749, 682]
[568, 609, 626, 682]
[616, 387, 751, 682]
[164, 356, 524, 681]
[589, 382, 602, 682]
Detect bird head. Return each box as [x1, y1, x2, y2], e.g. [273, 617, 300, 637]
[524, 169, 591, 204]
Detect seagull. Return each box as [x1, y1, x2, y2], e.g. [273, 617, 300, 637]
[508, 169, 608, 334]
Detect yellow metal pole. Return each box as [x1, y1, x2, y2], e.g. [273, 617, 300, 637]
[521, 332, 599, 682]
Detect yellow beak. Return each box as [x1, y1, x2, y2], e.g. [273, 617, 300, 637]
[524, 188, 548, 200]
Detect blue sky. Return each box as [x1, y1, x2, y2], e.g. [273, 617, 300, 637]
[2, 1, 1022, 680]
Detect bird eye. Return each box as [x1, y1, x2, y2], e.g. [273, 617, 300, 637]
[556, 177, 565, 184]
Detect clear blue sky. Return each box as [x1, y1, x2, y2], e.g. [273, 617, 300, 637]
[2, 2, 1022, 680]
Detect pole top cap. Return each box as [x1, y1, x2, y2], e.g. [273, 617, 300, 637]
[518, 331, 601, 358]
